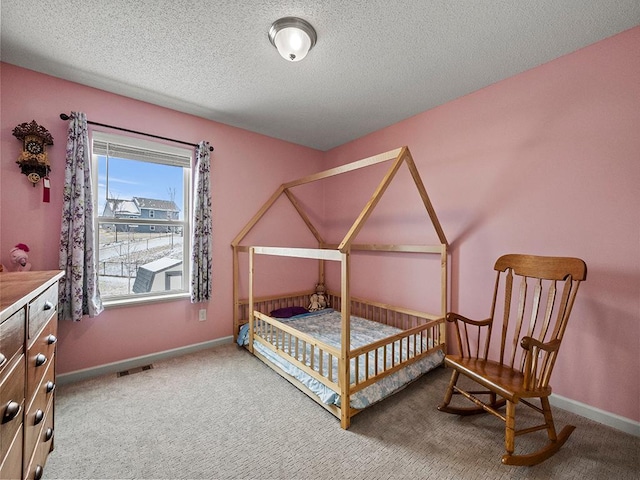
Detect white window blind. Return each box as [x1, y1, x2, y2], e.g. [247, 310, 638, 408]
[92, 132, 191, 167]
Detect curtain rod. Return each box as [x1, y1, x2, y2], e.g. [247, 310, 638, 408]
[59, 113, 214, 151]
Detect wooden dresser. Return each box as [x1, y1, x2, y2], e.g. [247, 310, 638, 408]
[0, 271, 64, 480]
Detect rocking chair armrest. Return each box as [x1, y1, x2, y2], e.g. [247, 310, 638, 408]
[446, 312, 492, 327]
[520, 336, 561, 353]
[521, 336, 562, 391]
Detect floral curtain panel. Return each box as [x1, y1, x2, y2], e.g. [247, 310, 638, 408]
[59, 112, 103, 321]
[191, 141, 212, 302]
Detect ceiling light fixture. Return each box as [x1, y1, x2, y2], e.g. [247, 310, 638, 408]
[268, 17, 317, 62]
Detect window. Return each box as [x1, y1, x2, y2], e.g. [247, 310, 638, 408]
[92, 131, 192, 304]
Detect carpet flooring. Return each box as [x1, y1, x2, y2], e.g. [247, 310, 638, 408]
[44, 343, 639, 479]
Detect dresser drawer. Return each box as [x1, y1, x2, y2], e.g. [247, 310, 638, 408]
[24, 410, 53, 480]
[25, 359, 55, 416]
[0, 356, 25, 457]
[0, 308, 25, 378]
[26, 320, 57, 399]
[24, 394, 53, 472]
[24, 360, 54, 459]
[0, 425, 23, 480]
[27, 283, 58, 343]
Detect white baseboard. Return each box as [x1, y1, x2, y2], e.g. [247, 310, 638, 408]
[56, 336, 234, 386]
[550, 393, 640, 437]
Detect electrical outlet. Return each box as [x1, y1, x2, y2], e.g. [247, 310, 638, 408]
[199, 309, 207, 321]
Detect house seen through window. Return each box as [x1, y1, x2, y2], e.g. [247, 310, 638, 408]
[92, 131, 192, 303]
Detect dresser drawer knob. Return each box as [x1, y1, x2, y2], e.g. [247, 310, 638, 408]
[34, 409, 44, 425]
[45, 427, 54, 442]
[43, 301, 54, 311]
[35, 353, 47, 367]
[34, 465, 44, 480]
[46, 381, 56, 394]
[47, 334, 58, 345]
[0, 353, 6, 368]
[2, 401, 21, 424]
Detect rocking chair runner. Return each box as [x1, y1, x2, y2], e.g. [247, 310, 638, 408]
[438, 254, 587, 466]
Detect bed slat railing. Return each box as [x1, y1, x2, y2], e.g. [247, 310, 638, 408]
[348, 318, 444, 394]
[241, 289, 445, 429]
[253, 311, 341, 392]
[249, 299, 444, 400]
[327, 292, 441, 328]
[236, 291, 313, 332]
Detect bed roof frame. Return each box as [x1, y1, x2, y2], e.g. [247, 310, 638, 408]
[231, 145, 448, 326]
[231, 146, 447, 249]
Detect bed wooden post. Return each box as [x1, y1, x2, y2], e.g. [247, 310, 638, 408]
[232, 245, 240, 342]
[319, 257, 325, 287]
[404, 148, 449, 345]
[340, 251, 351, 429]
[440, 243, 448, 346]
[248, 247, 255, 354]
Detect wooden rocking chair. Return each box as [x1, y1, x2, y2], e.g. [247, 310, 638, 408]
[438, 254, 587, 466]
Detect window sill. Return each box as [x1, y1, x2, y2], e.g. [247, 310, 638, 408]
[102, 292, 191, 309]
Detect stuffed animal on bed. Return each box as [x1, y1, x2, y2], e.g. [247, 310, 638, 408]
[308, 283, 328, 311]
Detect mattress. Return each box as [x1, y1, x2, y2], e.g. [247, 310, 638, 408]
[238, 309, 444, 409]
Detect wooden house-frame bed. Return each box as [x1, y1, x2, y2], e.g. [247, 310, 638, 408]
[231, 147, 448, 429]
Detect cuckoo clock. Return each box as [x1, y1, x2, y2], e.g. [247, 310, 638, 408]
[12, 120, 54, 185]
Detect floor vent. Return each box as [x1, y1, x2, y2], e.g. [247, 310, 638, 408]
[117, 365, 153, 377]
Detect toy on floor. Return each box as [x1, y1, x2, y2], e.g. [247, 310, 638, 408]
[308, 283, 328, 311]
[9, 243, 32, 272]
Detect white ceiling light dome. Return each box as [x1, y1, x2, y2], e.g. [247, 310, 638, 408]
[268, 17, 317, 62]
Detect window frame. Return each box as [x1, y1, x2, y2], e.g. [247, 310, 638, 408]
[91, 130, 192, 306]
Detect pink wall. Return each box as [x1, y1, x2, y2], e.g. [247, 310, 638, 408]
[0, 63, 324, 374]
[1, 26, 638, 424]
[324, 27, 640, 422]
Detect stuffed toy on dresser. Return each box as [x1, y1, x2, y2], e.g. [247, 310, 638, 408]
[3, 243, 32, 272]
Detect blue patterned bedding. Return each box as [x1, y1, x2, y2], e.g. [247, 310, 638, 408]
[238, 309, 444, 409]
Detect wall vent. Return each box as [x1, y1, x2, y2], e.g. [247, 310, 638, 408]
[117, 365, 153, 377]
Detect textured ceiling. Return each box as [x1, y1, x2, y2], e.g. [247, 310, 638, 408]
[2, 1, 639, 151]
